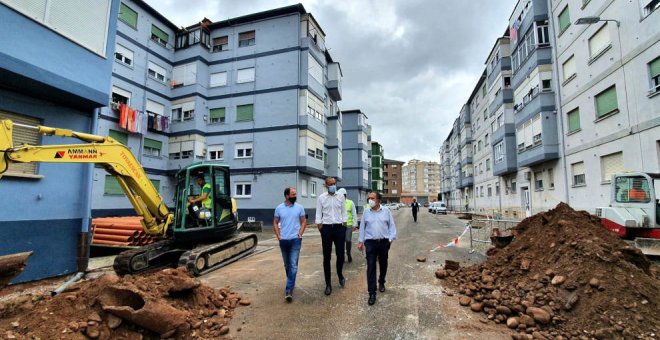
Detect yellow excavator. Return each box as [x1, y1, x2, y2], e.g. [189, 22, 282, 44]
[0, 119, 257, 278]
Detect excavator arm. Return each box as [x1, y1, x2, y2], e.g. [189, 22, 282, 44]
[0, 119, 173, 237]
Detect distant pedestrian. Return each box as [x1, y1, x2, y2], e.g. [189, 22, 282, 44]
[411, 198, 420, 223]
[315, 177, 348, 296]
[357, 191, 397, 306]
[274, 187, 306, 302]
[337, 188, 358, 263]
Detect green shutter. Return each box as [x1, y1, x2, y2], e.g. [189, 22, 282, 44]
[119, 3, 138, 28]
[150, 179, 160, 193]
[595, 86, 618, 117]
[109, 129, 128, 145]
[558, 6, 570, 33]
[104, 176, 125, 195]
[236, 104, 254, 121]
[567, 108, 580, 132]
[151, 25, 169, 43]
[209, 108, 225, 119]
[144, 138, 162, 150]
[650, 57, 660, 78]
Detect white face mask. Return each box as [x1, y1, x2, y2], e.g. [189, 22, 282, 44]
[368, 199, 376, 208]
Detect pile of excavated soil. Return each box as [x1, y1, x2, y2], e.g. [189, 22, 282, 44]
[443, 203, 659, 339]
[0, 267, 251, 339]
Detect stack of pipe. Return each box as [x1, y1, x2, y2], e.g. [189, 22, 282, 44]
[91, 217, 158, 247]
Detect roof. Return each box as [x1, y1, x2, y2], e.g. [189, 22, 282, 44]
[132, 0, 179, 31]
[208, 4, 308, 30]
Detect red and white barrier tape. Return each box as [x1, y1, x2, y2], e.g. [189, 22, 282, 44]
[429, 224, 471, 252]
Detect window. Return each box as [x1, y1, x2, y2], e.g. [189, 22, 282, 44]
[112, 87, 130, 108]
[572, 161, 586, 186]
[562, 55, 576, 84]
[496, 182, 500, 196]
[168, 141, 196, 160]
[146, 100, 164, 117]
[480, 186, 484, 197]
[308, 54, 323, 83]
[210, 72, 227, 87]
[175, 28, 211, 50]
[315, 148, 323, 161]
[212, 36, 228, 52]
[478, 140, 482, 151]
[235, 183, 252, 198]
[0, 111, 39, 176]
[236, 104, 254, 122]
[104, 176, 124, 195]
[642, 0, 660, 16]
[209, 108, 225, 124]
[615, 176, 651, 203]
[235, 142, 253, 158]
[151, 25, 169, 46]
[567, 108, 580, 133]
[114, 44, 133, 66]
[487, 186, 492, 197]
[536, 21, 550, 45]
[494, 142, 504, 164]
[150, 179, 160, 193]
[542, 79, 552, 92]
[600, 152, 623, 182]
[171, 101, 195, 121]
[558, 6, 570, 34]
[109, 129, 128, 145]
[171, 63, 197, 87]
[588, 25, 611, 60]
[147, 61, 166, 83]
[649, 57, 660, 94]
[119, 2, 137, 29]
[486, 158, 491, 171]
[595, 86, 618, 118]
[208, 144, 224, 161]
[534, 171, 543, 190]
[301, 179, 308, 196]
[238, 31, 255, 47]
[307, 91, 325, 122]
[310, 181, 317, 197]
[237, 68, 255, 83]
[143, 138, 162, 157]
[485, 134, 489, 146]
[511, 179, 517, 193]
[548, 168, 555, 189]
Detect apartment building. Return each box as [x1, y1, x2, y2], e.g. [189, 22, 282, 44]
[341, 109, 372, 209]
[371, 141, 384, 193]
[383, 159, 405, 203]
[94, 2, 343, 223]
[441, 118, 462, 210]
[0, 0, 119, 282]
[403, 159, 441, 203]
[551, 0, 660, 211]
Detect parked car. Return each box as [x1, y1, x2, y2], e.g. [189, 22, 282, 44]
[435, 202, 447, 215]
[423, 202, 430, 207]
[386, 203, 400, 210]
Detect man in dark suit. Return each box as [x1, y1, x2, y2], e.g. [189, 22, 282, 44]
[411, 198, 420, 223]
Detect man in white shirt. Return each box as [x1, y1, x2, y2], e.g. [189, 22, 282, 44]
[315, 177, 348, 296]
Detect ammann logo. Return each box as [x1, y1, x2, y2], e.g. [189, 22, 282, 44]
[67, 148, 98, 159]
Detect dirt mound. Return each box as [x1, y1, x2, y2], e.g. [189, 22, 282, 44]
[0, 267, 250, 339]
[446, 203, 660, 339]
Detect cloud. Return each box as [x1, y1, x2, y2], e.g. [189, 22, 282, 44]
[144, 0, 515, 163]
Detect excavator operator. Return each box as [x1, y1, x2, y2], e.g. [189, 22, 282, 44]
[628, 180, 649, 202]
[188, 175, 213, 223]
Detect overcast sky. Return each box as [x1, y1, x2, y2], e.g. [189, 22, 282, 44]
[144, 0, 515, 164]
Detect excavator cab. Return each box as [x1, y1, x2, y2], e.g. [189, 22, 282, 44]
[172, 163, 238, 242]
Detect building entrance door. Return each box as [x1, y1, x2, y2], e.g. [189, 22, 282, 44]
[521, 187, 531, 217]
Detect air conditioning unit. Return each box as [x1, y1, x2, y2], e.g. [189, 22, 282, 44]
[524, 171, 532, 181]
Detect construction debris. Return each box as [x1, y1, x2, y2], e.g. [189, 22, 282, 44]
[446, 203, 660, 339]
[0, 252, 32, 289]
[0, 267, 249, 339]
[92, 217, 159, 247]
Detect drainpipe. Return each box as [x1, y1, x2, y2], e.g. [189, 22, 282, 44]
[77, 108, 99, 272]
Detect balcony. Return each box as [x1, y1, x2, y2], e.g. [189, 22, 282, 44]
[487, 57, 512, 87]
[460, 130, 473, 148]
[511, 0, 548, 50]
[516, 112, 559, 168]
[461, 155, 473, 166]
[492, 124, 518, 176]
[327, 62, 342, 101]
[298, 156, 324, 176]
[512, 46, 553, 89]
[458, 174, 474, 189]
[514, 90, 555, 126]
[489, 88, 513, 115]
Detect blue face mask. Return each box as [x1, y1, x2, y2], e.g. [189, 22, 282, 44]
[328, 185, 337, 194]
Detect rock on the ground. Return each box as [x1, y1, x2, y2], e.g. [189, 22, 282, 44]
[435, 269, 447, 279]
[507, 317, 520, 329]
[416, 256, 427, 262]
[589, 278, 600, 288]
[526, 307, 551, 324]
[459, 296, 471, 306]
[106, 314, 122, 329]
[551, 275, 566, 285]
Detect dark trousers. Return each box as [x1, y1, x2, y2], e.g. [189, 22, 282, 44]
[365, 239, 390, 294]
[412, 211, 418, 222]
[320, 224, 346, 285]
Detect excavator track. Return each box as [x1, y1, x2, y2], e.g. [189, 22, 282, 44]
[113, 240, 180, 275]
[179, 233, 258, 276]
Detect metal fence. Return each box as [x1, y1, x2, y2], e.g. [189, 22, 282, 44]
[468, 218, 520, 254]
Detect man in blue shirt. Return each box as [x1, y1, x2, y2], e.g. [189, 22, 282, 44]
[274, 187, 307, 302]
[357, 191, 397, 306]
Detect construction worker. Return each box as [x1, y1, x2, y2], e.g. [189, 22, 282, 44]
[337, 188, 358, 263]
[628, 181, 649, 201]
[188, 175, 212, 221]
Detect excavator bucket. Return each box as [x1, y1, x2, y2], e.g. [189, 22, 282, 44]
[0, 119, 13, 179]
[635, 237, 660, 257]
[0, 251, 32, 288]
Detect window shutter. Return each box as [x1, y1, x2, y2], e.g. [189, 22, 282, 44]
[210, 72, 227, 87]
[516, 125, 524, 148]
[169, 142, 181, 153]
[213, 36, 228, 45]
[181, 141, 194, 152]
[184, 63, 197, 85]
[589, 25, 610, 57]
[532, 114, 542, 139]
[150, 179, 160, 193]
[209, 108, 225, 119]
[601, 152, 623, 182]
[143, 138, 162, 150]
[572, 162, 584, 175]
[239, 31, 255, 40]
[119, 2, 137, 28]
[104, 175, 125, 195]
[595, 86, 618, 117]
[182, 101, 195, 112]
[237, 68, 255, 83]
[236, 104, 254, 121]
[567, 108, 580, 132]
[558, 6, 570, 33]
[115, 44, 133, 60]
[0, 111, 40, 175]
[172, 66, 184, 86]
[109, 129, 128, 145]
[147, 62, 165, 76]
[562, 55, 576, 80]
[146, 100, 164, 115]
[112, 86, 131, 101]
[308, 54, 323, 83]
[151, 25, 169, 43]
[524, 121, 533, 147]
[650, 57, 660, 78]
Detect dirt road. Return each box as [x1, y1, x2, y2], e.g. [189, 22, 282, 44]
[201, 209, 514, 339]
